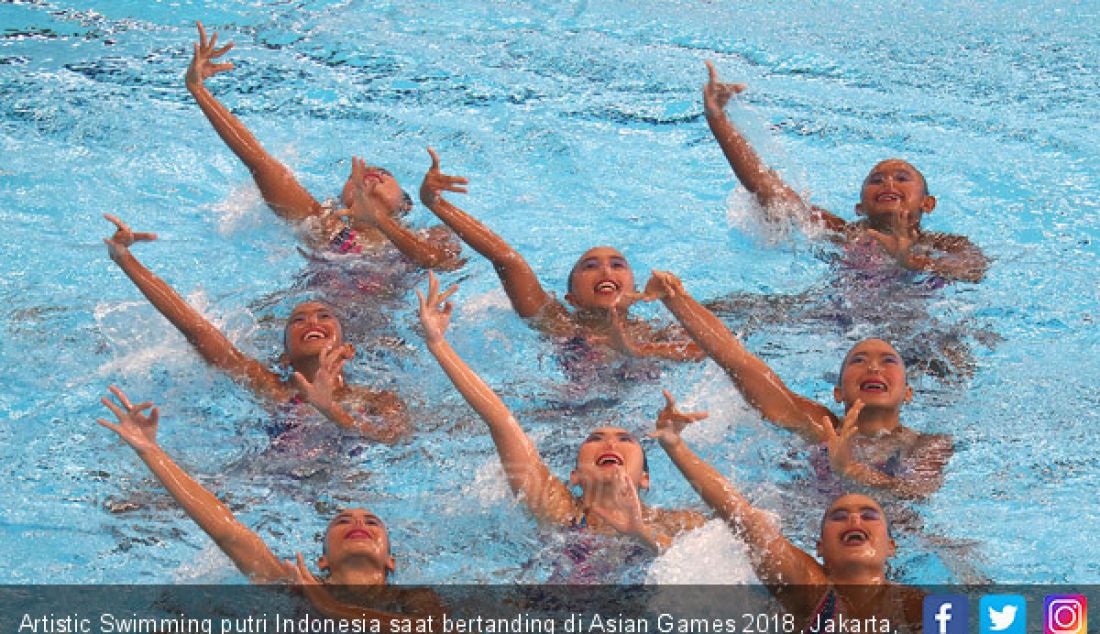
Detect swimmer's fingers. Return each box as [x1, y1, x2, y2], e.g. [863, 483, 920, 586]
[705, 60, 718, 85]
[95, 418, 121, 435]
[100, 397, 126, 422]
[196, 21, 208, 48]
[294, 552, 321, 585]
[440, 174, 469, 194]
[103, 213, 130, 235]
[211, 40, 234, 59]
[816, 415, 837, 444]
[107, 385, 133, 410]
[426, 147, 441, 171]
[840, 400, 863, 441]
[437, 283, 459, 307]
[659, 389, 679, 415]
[289, 371, 311, 394]
[131, 231, 158, 242]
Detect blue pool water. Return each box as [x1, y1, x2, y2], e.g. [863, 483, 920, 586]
[1, 1, 1098, 584]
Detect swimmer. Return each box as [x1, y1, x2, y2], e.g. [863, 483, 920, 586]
[702, 61, 987, 283]
[103, 214, 407, 442]
[96, 386, 440, 618]
[633, 271, 952, 499]
[185, 21, 460, 268]
[652, 398, 922, 629]
[417, 273, 705, 552]
[419, 148, 703, 361]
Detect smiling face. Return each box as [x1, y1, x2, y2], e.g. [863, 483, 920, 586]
[569, 426, 650, 491]
[341, 164, 412, 217]
[816, 494, 895, 576]
[834, 338, 912, 410]
[283, 301, 345, 366]
[856, 159, 935, 226]
[319, 508, 395, 577]
[565, 247, 635, 311]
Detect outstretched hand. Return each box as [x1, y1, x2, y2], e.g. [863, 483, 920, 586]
[419, 147, 469, 208]
[649, 390, 708, 446]
[703, 60, 747, 116]
[820, 400, 864, 478]
[866, 208, 919, 269]
[96, 386, 160, 453]
[291, 344, 352, 415]
[103, 214, 156, 261]
[186, 21, 235, 86]
[416, 271, 459, 343]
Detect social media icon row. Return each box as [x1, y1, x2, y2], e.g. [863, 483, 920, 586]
[923, 594, 1087, 634]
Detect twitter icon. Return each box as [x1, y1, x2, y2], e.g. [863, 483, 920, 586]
[981, 595, 1027, 634]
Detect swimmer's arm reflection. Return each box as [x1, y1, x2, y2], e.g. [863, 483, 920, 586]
[97, 386, 289, 583]
[416, 273, 574, 523]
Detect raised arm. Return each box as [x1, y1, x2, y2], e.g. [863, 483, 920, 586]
[97, 387, 287, 583]
[103, 215, 282, 399]
[703, 61, 846, 232]
[652, 391, 825, 586]
[416, 273, 574, 523]
[641, 270, 833, 440]
[347, 156, 462, 270]
[419, 148, 557, 319]
[185, 21, 321, 222]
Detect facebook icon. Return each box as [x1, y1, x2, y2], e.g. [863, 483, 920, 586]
[924, 595, 970, 634]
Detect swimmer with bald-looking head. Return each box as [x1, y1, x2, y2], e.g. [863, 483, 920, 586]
[416, 273, 705, 553]
[185, 21, 460, 269]
[417, 148, 704, 362]
[103, 215, 406, 442]
[653, 395, 922, 630]
[95, 386, 441, 622]
[628, 270, 952, 499]
[702, 61, 986, 283]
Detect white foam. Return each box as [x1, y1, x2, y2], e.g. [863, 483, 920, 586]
[205, 182, 267, 236]
[647, 519, 758, 584]
[171, 542, 237, 583]
[94, 291, 263, 377]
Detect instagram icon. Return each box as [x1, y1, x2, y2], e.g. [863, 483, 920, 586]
[1045, 595, 1087, 634]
